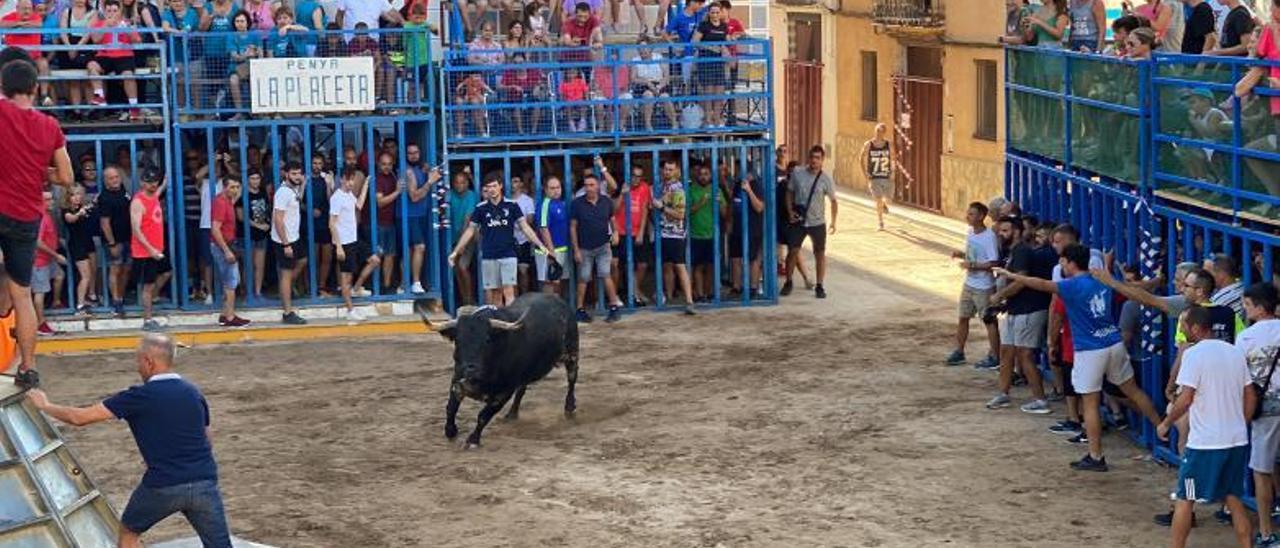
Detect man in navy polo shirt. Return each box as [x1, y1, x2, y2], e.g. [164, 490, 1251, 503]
[27, 333, 230, 548]
[448, 177, 553, 306]
[572, 173, 624, 324]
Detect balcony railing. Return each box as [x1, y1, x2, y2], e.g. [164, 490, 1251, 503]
[873, 0, 944, 27]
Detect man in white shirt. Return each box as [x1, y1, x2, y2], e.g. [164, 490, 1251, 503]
[336, 0, 403, 39]
[946, 201, 1001, 368]
[1159, 305, 1256, 548]
[329, 167, 382, 322]
[272, 162, 308, 325]
[1238, 283, 1280, 548]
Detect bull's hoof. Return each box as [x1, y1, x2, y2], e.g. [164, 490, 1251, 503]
[463, 442, 481, 450]
[564, 407, 577, 418]
[445, 424, 458, 440]
[503, 413, 519, 422]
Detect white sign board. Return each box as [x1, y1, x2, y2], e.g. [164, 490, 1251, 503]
[250, 57, 375, 114]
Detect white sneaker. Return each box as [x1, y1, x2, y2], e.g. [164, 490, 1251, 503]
[411, 282, 425, 294]
[344, 308, 367, 322]
[352, 287, 371, 298]
[202, 295, 213, 305]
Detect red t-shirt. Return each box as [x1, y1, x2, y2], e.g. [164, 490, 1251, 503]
[560, 15, 598, 63]
[376, 171, 398, 226]
[1051, 297, 1074, 363]
[501, 69, 544, 91]
[0, 101, 66, 222]
[91, 19, 136, 58]
[33, 211, 56, 268]
[131, 192, 165, 259]
[1, 12, 43, 56]
[1257, 26, 1280, 115]
[210, 194, 236, 245]
[559, 78, 587, 101]
[612, 181, 651, 237]
[725, 17, 744, 56]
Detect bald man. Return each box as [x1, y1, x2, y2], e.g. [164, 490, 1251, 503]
[28, 334, 231, 548]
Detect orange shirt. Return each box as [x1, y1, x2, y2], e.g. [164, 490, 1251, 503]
[1, 12, 42, 56]
[0, 311, 15, 374]
[559, 78, 587, 102]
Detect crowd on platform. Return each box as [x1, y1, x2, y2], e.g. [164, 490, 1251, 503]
[0, 0, 758, 131]
[1003, 0, 1280, 208]
[952, 192, 1280, 547]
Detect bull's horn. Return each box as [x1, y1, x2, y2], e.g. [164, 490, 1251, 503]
[489, 310, 530, 331]
[414, 299, 455, 332]
[455, 305, 480, 317]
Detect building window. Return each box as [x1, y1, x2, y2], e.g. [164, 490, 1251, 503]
[975, 60, 998, 141]
[861, 51, 877, 122]
[789, 15, 821, 62]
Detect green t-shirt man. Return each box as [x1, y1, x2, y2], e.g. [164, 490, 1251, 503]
[688, 183, 727, 241]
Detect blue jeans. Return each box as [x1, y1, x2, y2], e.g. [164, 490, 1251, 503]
[121, 479, 231, 547]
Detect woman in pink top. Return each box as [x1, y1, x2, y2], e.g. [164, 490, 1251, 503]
[589, 45, 629, 132]
[1239, 0, 1280, 207]
[245, 0, 277, 30]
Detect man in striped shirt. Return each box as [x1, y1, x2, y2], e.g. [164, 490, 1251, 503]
[1206, 253, 1245, 320]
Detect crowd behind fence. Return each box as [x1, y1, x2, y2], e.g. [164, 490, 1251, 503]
[1006, 37, 1280, 535]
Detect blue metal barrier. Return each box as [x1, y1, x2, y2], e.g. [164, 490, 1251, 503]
[441, 40, 771, 144]
[439, 139, 777, 313]
[1006, 44, 1280, 475]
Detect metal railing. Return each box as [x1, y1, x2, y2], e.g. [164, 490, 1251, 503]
[1004, 45, 1280, 476]
[441, 39, 772, 144]
[872, 0, 944, 27]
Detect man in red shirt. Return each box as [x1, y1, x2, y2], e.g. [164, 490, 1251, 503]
[0, 54, 73, 384]
[373, 152, 404, 292]
[130, 168, 172, 332]
[611, 162, 652, 305]
[209, 178, 249, 327]
[31, 191, 66, 337]
[0, 0, 52, 104]
[498, 52, 547, 134]
[559, 2, 602, 65]
[719, 0, 744, 124]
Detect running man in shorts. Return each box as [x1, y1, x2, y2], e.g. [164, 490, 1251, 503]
[859, 123, 894, 231]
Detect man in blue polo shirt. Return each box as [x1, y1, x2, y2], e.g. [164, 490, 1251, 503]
[449, 177, 553, 306]
[996, 243, 1163, 473]
[535, 176, 572, 296]
[403, 144, 441, 295]
[27, 333, 230, 548]
[572, 173, 623, 324]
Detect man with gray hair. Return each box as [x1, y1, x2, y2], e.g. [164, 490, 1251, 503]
[27, 333, 231, 548]
[1206, 253, 1245, 319]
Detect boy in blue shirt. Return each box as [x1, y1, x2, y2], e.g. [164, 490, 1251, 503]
[996, 243, 1164, 473]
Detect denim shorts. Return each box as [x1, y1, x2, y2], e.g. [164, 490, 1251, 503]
[407, 215, 427, 246]
[209, 243, 240, 290]
[377, 225, 398, 255]
[121, 479, 232, 548]
[577, 244, 612, 280]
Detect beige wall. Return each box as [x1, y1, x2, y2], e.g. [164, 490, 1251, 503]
[771, 1, 1007, 218]
[939, 44, 1005, 217]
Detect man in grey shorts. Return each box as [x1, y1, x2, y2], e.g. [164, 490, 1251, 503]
[988, 216, 1056, 414]
[1238, 283, 1280, 547]
[571, 173, 624, 323]
[859, 123, 894, 231]
[449, 178, 554, 307]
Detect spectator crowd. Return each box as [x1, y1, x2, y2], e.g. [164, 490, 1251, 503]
[951, 191, 1280, 547]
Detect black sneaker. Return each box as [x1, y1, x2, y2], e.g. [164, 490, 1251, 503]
[282, 312, 307, 325]
[1012, 373, 1027, 387]
[814, 284, 826, 299]
[1048, 420, 1082, 434]
[1154, 511, 1197, 528]
[1070, 454, 1108, 472]
[1066, 433, 1088, 445]
[780, 280, 793, 296]
[14, 369, 40, 389]
[605, 305, 621, 323]
[576, 308, 593, 323]
[1214, 508, 1232, 524]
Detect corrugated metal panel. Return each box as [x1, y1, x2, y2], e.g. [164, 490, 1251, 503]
[892, 75, 943, 212]
[785, 60, 824, 152]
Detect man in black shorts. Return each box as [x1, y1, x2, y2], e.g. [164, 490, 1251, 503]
[330, 168, 380, 323]
[272, 162, 308, 325]
[652, 160, 696, 315]
[0, 53, 73, 380]
[783, 145, 837, 298]
[727, 168, 764, 298]
[129, 169, 171, 332]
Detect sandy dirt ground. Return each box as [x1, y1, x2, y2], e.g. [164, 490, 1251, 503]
[35, 198, 1243, 547]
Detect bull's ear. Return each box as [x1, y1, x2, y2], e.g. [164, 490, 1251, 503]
[438, 325, 458, 341]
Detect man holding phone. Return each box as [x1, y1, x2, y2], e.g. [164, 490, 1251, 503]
[782, 145, 837, 299]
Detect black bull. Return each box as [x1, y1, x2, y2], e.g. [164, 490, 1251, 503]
[416, 293, 580, 448]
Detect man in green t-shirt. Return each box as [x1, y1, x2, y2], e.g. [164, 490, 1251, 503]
[688, 164, 727, 301]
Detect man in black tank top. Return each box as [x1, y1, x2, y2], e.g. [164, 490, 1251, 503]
[860, 123, 894, 231]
